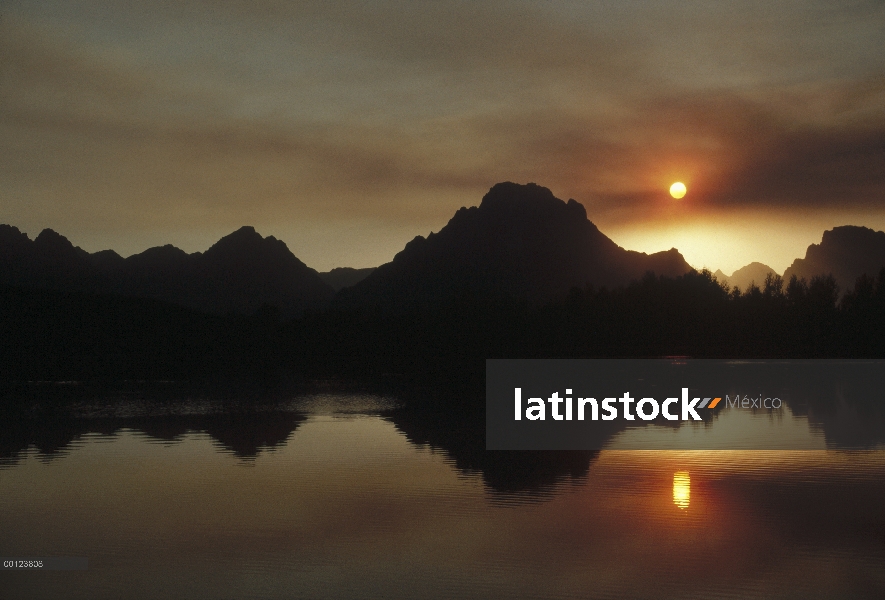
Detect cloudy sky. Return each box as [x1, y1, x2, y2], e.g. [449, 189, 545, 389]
[2, 0, 884, 273]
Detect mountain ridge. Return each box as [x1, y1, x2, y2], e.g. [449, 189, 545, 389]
[783, 226, 885, 293]
[6, 188, 885, 315]
[336, 182, 694, 309]
[0, 224, 334, 317]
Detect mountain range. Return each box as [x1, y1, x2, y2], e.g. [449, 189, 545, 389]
[0, 225, 334, 317]
[336, 182, 692, 309]
[3, 183, 885, 315]
[714, 226, 885, 295]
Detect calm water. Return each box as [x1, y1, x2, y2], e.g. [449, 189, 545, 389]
[2, 388, 884, 599]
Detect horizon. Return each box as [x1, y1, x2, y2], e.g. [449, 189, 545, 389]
[3, 1, 884, 274]
[4, 198, 882, 277]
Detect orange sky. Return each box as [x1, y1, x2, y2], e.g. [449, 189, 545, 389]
[2, 1, 884, 272]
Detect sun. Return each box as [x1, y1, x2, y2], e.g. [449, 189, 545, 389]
[669, 182, 687, 199]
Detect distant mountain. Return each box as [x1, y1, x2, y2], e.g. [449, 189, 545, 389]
[0, 224, 92, 289]
[112, 226, 335, 316]
[0, 225, 334, 317]
[714, 262, 779, 292]
[336, 182, 693, 309]
[319, 267, 376, 291]
[783, 226, 885, 293]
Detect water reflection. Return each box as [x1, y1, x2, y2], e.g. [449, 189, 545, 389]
[382, 389, 598, 502]
[0, 411, 308, 465]
[0, 378, 884, 599]
[2, 368, 885, 499]
[673, 470, 690, 509]
[2, 429, 883, 599]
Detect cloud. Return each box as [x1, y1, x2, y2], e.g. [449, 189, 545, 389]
[637, 80, 885, 211]
[445, 76, 885, 220]
[2, 1, 885, 269]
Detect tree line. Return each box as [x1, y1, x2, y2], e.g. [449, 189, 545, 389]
[2, 268, 884, 383]
[289, 268, 885, 379]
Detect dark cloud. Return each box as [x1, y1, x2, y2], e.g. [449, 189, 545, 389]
[453, 77, 885, 220]
[2, 1, 885, 269]
[634, 80, 885, 211]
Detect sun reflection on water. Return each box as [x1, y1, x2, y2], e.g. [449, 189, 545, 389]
[673, 470, 690, 509]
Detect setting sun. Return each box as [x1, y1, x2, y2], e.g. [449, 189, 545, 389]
[669, 182, 687, 199]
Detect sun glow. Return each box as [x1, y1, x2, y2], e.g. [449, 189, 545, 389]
[673, 471, 690, 509]
[669, 182, 687, 199]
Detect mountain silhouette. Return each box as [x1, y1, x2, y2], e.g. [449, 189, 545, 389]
[336, 182, 693, 309]
[783, 226, 885, 294]
[112, 226, 335, 316]
[0, 224, 92, 289]
[0, 225, 334, 317]
[0, 409, 308, 465]
[714, 262, 779, 292]
[319, 267, 376, 291]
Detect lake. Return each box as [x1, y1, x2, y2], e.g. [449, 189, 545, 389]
[1, 384, 884, 599]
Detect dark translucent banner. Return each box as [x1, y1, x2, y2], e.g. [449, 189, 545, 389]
[486, 359, 885, 450]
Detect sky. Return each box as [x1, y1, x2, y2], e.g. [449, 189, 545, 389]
[2, 0, 884, 273]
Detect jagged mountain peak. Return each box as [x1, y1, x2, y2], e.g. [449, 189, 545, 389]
[822, 225, 882, 242]
[339, 182, 693, 308]
[0, 224, 31, 251]
[215, 225, 262, 244]
[0, 223, 333, 316]
[480, 181, 558, 208]
[204, 226, 291, 261]
[784, 225, 885, 293]
[0, 224, 28, 240]
[34, 228, 77, 251]
[469, 182, 590, 225]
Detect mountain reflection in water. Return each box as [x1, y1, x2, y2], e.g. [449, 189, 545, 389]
[1, 382, 884, 599]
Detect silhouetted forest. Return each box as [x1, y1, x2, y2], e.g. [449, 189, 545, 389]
[294, 268, 885, 378]
[4, 267, 884, 384]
